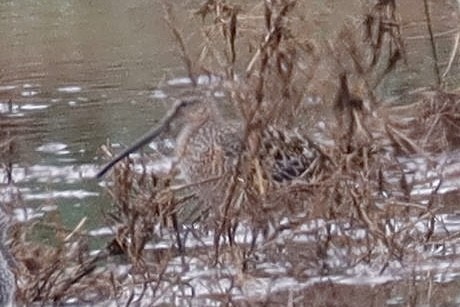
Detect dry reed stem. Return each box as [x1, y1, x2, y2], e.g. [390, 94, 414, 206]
[423, 0, 441, 87]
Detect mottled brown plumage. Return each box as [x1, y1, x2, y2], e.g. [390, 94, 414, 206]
[97, 98, 322, 218]
[173, 99, 321, 213]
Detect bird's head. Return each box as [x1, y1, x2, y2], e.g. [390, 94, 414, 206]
[175, 98, 218, 125]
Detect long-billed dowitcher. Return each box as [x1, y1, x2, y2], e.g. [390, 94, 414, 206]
[97, 98, 322, 216]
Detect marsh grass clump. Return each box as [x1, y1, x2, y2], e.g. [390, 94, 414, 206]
[104, 156, 188, 259]
[10, 217, 114, 305]
[8, 0, 460, 305]
[92, 0, 460, 305]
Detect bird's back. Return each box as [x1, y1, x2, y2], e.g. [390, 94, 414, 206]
[177, 117, 320, 191]
[259, 126, 320, 182]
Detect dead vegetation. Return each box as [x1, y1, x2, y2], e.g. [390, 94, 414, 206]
[4, 0, 460, 305]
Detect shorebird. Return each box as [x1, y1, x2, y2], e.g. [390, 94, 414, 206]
[97, 98, 323, 218]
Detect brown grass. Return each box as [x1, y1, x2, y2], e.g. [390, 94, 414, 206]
[6, 0, 460, 305]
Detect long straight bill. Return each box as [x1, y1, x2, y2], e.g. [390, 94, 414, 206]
[96, 125, 166, 178]
[96, 100, 193, 178]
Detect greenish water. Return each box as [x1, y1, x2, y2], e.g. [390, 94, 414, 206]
[0, 0, 189, 232]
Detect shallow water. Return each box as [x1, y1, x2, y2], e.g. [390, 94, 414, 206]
[0, 0, 196, 230]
